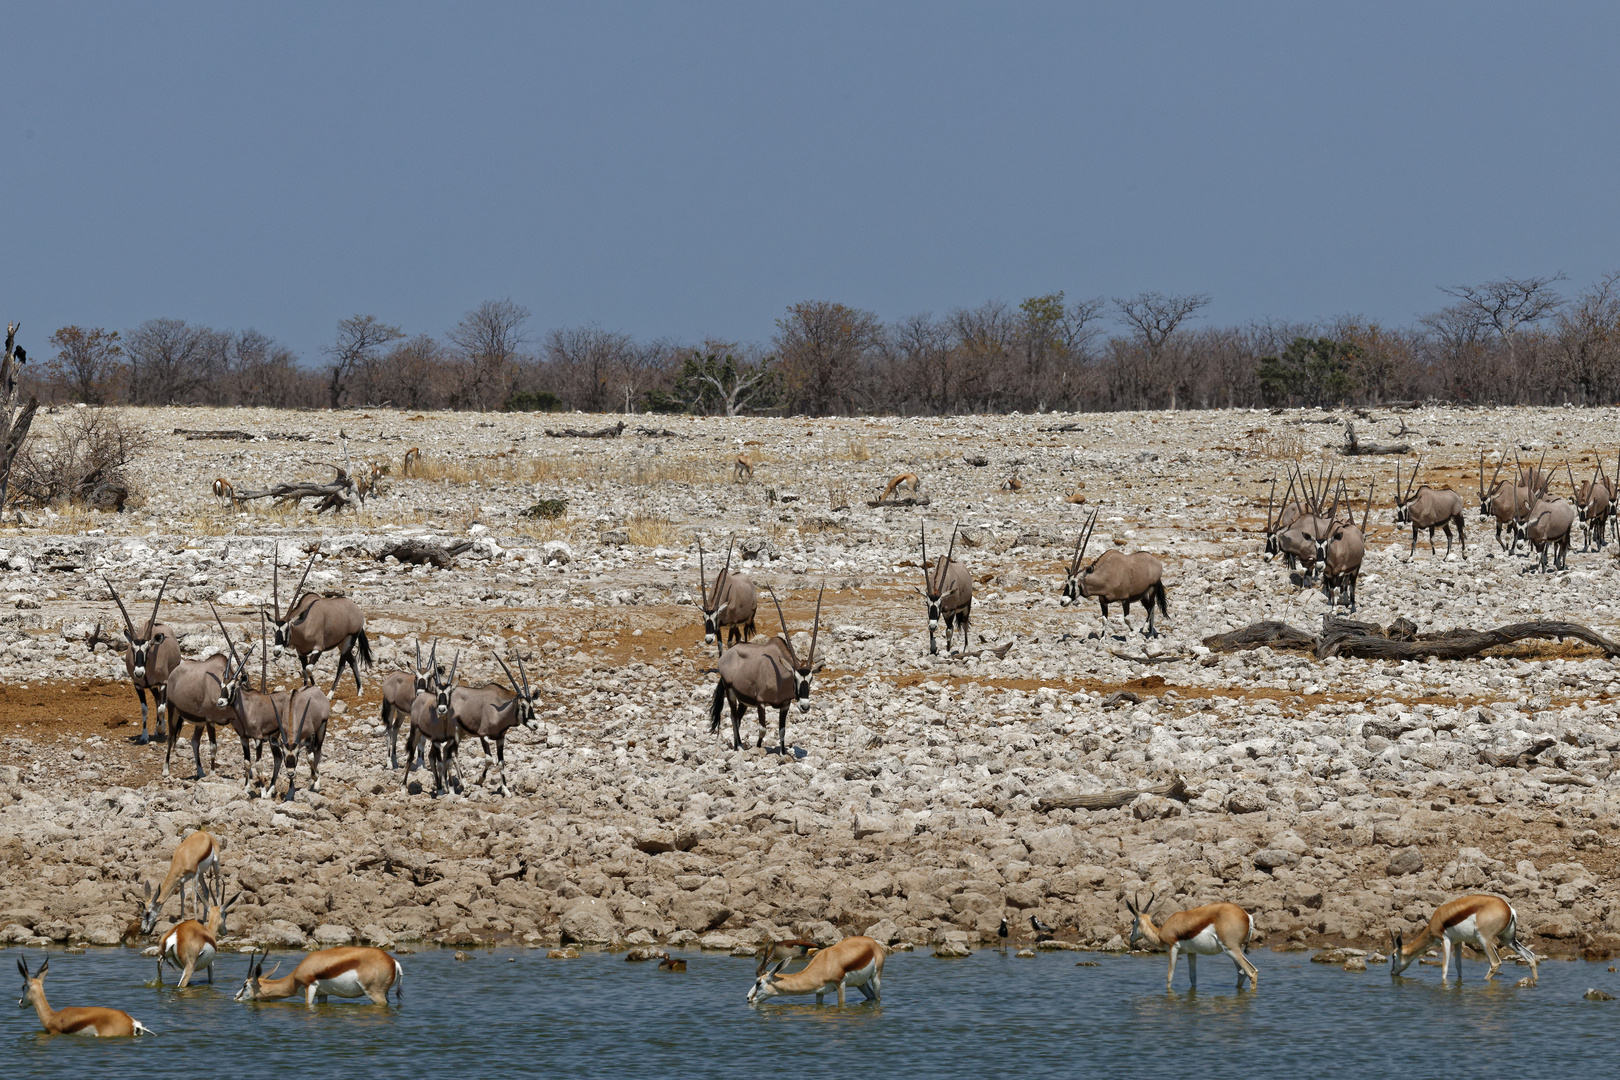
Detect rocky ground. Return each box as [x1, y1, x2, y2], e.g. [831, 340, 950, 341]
[2, 402, 1619, 966]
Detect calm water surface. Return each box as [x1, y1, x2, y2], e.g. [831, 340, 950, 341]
[7, 946, 1617, 1078]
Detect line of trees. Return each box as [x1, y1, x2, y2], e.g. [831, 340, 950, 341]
[20, 273, 1620, 415]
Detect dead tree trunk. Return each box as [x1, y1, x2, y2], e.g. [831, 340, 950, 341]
[0, 323, 39, 515]
[544, 420, 627, 439]
[1037, 775, 1188, 813]
[1340, 421, 1410, 456]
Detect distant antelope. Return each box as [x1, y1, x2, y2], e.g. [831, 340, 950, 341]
[1388, 894, 1537, 986]
[212, 478, 236, 506]
[879, 472, 919, 501]
[18, 957, 154, 1037]
[235, 946, 403, 1006]
[380, 639, 438, 770]
[708, 585, 823, 753]
[140, 830, 219, 934]
[918, 524, 972, 655]
[1514, 470, 1576, 572]
[1574, 460, 1613, 551]
[1317, 481, 1372, 611]
[1394, 461, 1465, 558]
[1000, 468, 1022, 491]
[1125, 891, 1259, 991]
[270, 546, 372, 692]
[158, 866, 239, 987]
[402, 447, 421, 476]
[356, 462, 384, 500]
[697, 537, 757, 654]
[405, 650, 460, 796]
[1061, 509, 1167, 636]
[100, 574, 182, 744]
[748, 935, 884, 1006]
[734, 453, 754, 482]
[451, 651, 539, 795]
[1479, 449, 1543, 551]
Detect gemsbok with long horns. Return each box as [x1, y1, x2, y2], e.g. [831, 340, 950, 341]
[157, 866, 239, 987]
[235, 946, 403, 1006]
[452, 651, 539, 795]
[748, 935, 885, 1006]
[18, 957, 154, 1037]
[210, 607, 287, 796]
[1061, 508, 1167, 637]
[139, 830, 219, 935]
[1479, 449, 1539, 551]
[1126, 891, 1259, 991]
[270, 547, 372, 692]
[696, 537, 757, 655]
[918, 524, 972, 655]
[709, 585, 822, 753]
[405, 650, 461, 796]
[159, 620, 243, 779]
[380, 639, 439, 770]
[1388, 894, 1537, 986]
[1317, 481, 1372, 612]
[1262, 469, 1309, 563]
[1394, 461, 1465, 559]
[99, 575, 182, 744]
[1513, 466, 1576, 572]
[1574, 459, 1614, 552]
[278, 680, 331, 801]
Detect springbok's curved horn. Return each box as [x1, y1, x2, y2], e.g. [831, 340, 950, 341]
[807, 586, 823, 669]
[764, 585, 794, 664]
[697, 539, 709, 608]
[103, 576, 137, 640]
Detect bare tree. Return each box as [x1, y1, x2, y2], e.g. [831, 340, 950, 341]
[123, 319, 228, 405]
[1553, 271, 1620, 404]
[545, 324, 636, 413]
[0, 323, 40, 513]
[447, 298, 529, 411]
[227, 329, 309, 408]
[44, 326, 125, 404]
[1440, 273, 1566, 363]
[383, 335, 448, 410]
[324, 315, 404, 410]
[1112, 292, 1212, 410]
[774, 301, 883, 415]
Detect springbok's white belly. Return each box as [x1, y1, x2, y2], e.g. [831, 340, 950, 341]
[1177, 925, 1226, 956]
[842, 957, 878, 987]
[313, 970, 368, 998]
[1444, 915, 1483, 946]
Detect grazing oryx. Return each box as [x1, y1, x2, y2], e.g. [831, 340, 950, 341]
[1126, 892, 1259, 991]
[212, 478, 236, 506]
[380, 639, 439, 770]
[158, 866, 239, 987]
[211, 607, 288, 796]
[405, 651, 461, 796]
[709, 586, 823, 754]
[1574, 461, 1614, 551]
[279, 680, 331, 801]
[18, 957, 154, 1037]
[879, 472, 919, 501]
[697, 538, 758, 654]
[270, 547, 372, 692]
[1061, 509, 1167, 637]
[748, 935, 884, 1006]
[235, 946, 403, 1006]
[1275, 465, 1339, 581]
[1394, 461, 1466, 558]
[140, 830, 219, 934]
[100, 575, 182, 744]
[1317, 482, 1371, 611]
[1389, 894, 1537, 986]
[918, 524, 972, 655]
[451, 651, 539, 795]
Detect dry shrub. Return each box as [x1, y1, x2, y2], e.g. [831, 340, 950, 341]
[411, 453, 558, 485]
[1251, 429, 1305, 460]
[841, 438, 872, 461]
[626, 511, 680, 547]
[10, 409, 149, 510]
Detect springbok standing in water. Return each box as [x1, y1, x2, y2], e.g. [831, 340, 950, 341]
[748, 936, 885, 1006]
[1388, 894, 1537, 986]
[1126, 891, 1259, 991]
[235, 947, 403, 1006]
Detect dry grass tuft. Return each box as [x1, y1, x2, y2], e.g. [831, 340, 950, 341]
[1250, 429, 1306, 461]
[626, 512, 681, 547]
[840, 438, 873, 462]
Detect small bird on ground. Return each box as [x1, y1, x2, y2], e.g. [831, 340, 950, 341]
[998, 918, 1009, 940]
[1030, 915, 1056, 935]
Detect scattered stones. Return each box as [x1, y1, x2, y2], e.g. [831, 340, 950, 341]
[1386, 849, 1425, 877]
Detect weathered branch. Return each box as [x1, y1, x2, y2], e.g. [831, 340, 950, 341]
[948, 641, 1013, 661]
[1205, 616, 1620, 660]
[544, 421, 627, 439]
[1202, 621, 1318, 652]
[172, 428, 310, 441]
[867, 496, 932, 508]
[1340, 421, 1410, 456]
[378, 539, 473, 567]
[1037, 775, 1187, 813]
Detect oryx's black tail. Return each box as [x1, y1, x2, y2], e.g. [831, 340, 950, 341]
[709, 679, 726, 734]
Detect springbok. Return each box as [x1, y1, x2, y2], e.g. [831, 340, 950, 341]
[270, 547, 372, 692]
[879, 472, 919, 501]
[918, 524, 972, 655]
[709, 586, 822, 753]
[451, 651, 539, 795]
[1574, 462, 1613, 552]
[696, 538, 758, 655]
[1125, 891, 1259, 991]
[210, 608, 288, 796]
[402, 447, 421, 476]
[405, 651, 461, 796]
[158, 866, 239, 987]
[734, 454, 754, 481]
[235, 947, 403, 1006]
[140, 830, 219, 934]
[1388, 894, 1537, 986]
[99, 575, 183, 745]
[1317, 482, 1372, 611]
[380, 639, 438, 770]
[18, 958, 154, 1036]
[1394, 462, 1465, 558]
[1061, 509, 1167, 636]
[212, 478, 236, 507]
[748, 935, 884, 1006]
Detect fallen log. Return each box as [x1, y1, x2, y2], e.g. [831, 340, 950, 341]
[1038, 422, 1084, 433]
[1339, 421, 1410, 456]
[378, 539, 473, 567]
[172, 428, 311, 441]
[1202, 621, 1317, 652]
[544, 420, 627, 439]
[1321, 620, 1620, 660]
[233, 478, 358, 513]
[634, 426, 681, 437]
[1037, 775, 1188, 813]
[867, 496, 931, 508]
[948, 641, 1013, 661]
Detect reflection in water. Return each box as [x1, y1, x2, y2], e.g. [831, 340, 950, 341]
[5, 947, 1616, 1080]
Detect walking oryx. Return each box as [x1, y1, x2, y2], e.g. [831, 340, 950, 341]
[1394, 462, 1465, 559]
[1318, 482, 1371, 611]
[210, 607, 288, 796]
[709, 586, 823, 754]
[1061, 508, 1167, 636]
[1574, 458, 1614, 551]
[380, 639, 440, 770]
[697, 537, 758, 655]
[270, 547, 372, 692]
[1478, 450, 1540, 552]
[918, 524, 972, 655]
[278, 680, 331, 802]
[1262, 470, 1308, 562]
[451, 651, 539, 795]
[100, 575, 182, 744]
[405, 651, 460, 796]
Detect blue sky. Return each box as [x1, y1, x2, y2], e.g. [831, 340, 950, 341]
[2, 2, 1617, 361]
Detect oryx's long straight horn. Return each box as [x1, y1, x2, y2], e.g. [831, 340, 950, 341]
[1362, 479, 1375, 532]
[808, 585, 823, 665]
[1265, 471, 1278, 533]
[697, 539, 709, 608]
[494, 651, 521, 695]
[104, 576, 137, 639]
[149, 574, 171, 634]
[272, 542, 280, 622]
[289, 551, 317, 613]
[764, 585, 795, 664]
[919, 524, 929, 588]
